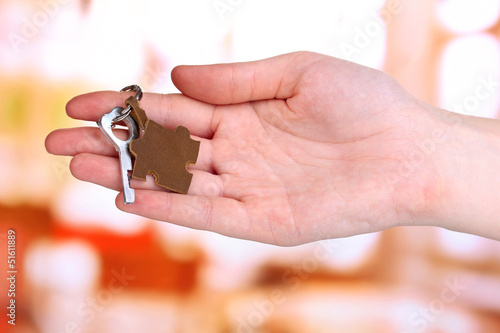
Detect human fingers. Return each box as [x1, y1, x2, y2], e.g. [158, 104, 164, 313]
[45, 127, 122, 157]
[69, 153, 222, 196]
[171, 51, 325, 105]
[46, 127, 215, 172]
[116, 190, 258, 242]
[66, 91, 217, 138]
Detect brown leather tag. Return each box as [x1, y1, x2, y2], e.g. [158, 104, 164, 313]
[129, 120, 200, 194]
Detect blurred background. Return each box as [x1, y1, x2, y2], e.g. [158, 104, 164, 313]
[1, 0, 500, 332]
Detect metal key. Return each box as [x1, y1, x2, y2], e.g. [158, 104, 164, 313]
[98, 107, 139, 204]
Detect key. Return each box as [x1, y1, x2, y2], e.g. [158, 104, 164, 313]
[98, 107, 140, 204]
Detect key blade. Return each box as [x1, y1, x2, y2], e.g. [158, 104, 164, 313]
[118, 151, 135, 205]
[122, 178, 135, 204]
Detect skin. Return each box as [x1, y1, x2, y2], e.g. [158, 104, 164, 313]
[45, 51, 500, 246]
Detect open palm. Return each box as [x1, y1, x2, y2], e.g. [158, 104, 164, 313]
[46, 52, 441, 245]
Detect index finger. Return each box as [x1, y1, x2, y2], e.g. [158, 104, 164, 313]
[66, 91, 217, 138]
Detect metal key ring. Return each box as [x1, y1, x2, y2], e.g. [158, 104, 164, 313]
[120, 84, 143, 101]
[113, 85, 143, 123]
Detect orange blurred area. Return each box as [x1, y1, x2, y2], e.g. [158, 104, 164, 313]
[1, 1, 500, 332]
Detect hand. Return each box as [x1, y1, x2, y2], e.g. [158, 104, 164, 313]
[46, 51, 488, 245]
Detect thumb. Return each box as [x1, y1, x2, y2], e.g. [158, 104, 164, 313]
[171, 51, 321, 105]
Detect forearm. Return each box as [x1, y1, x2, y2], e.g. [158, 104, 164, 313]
[430, 108, 500, 240]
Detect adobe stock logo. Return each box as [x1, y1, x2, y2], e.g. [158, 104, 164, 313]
[402, 277, 467, 333]
[340, 0, 403, 60]
[451, 75, 499, 116]
[212, 0, 245, 21]
[386, 74, 499, 185]
[8, 0, 72, 54]
[62, 268, 136, 333]
[236, 240, 340, 333]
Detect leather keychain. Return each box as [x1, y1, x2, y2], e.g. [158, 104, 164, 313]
[98, 85, 200, 204]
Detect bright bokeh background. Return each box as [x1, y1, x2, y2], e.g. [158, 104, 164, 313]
[1, 0, 500, 332]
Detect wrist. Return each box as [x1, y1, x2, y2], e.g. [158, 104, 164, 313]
[425, 108, 500, 239]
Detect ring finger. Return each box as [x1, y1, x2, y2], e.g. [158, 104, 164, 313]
[70, 153, 223, 197]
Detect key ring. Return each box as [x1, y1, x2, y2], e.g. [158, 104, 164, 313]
[113, 85, 143, 123]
